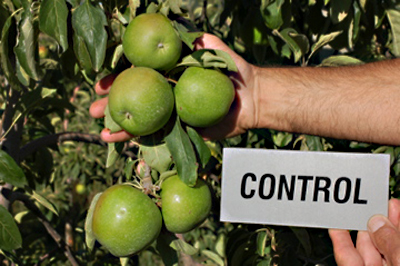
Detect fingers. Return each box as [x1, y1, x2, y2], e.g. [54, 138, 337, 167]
[95, 74, 117, 95]
[355, 231, 383, 265]
[89, 97, 108, 118]
[368, 214, 400, 265]
[388, 198, 400, 228]
[100, 129, 133, 143]
[329, 229, 364, 266]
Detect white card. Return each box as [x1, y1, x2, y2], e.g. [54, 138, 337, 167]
[220, 148, 390, 230]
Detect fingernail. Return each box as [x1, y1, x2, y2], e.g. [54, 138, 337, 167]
[368, 215, 387, 233]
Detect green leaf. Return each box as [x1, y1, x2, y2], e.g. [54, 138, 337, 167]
[106, 142, 124, 168]
[172, 21, 203, 50]
[85, 192, 102, 251]
[73, 32, 93, 73]
[141, 144, 172, 174]
[1, 12, 21, 91]
[28, 190, 59, 216]
[186, 126, 211, 168]
[14, 4, 39, 80]
[273, 28, 309, 63]
[0, 150, 27, 187]
[0, 205, 22, 252]
[178, 49, 238, 72]
[104, 105, 123, 133]
[165, 118, 198, 187]
[256, 230, 268, 257]
[111, 44, 124, 69]
[156, 231, 179, 266]
[308, 31, 342, 61]
[261, 0, 285, 30]
[72, 0, 107, 72]
[201, 250, 225, 266]
[319, 55, 364, 67]
[330, 0, 352, 24]
[290, 227, 312, 256]
[387, 9, 400, 57]
[170, 238, 198, 255]
[39, 0, 69, 52]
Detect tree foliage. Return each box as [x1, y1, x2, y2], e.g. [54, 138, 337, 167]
[1, 0, 400, 265]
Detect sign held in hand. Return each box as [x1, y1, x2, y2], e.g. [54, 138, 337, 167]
[220, 148, 390, 231]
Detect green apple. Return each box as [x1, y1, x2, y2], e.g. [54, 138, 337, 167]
[123, 13, 182, 71]
[92, 184, 162, 257]
[108, 67, 174, 136]
[174, 67, 235, 127]
[161, 175, 212, 234]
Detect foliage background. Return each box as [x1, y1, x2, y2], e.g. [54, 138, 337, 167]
[1, 0, 400, 265]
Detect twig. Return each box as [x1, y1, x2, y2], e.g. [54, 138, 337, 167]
[19, 132, 107, 161]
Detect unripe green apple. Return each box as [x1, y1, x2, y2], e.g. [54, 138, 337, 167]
[174, 67, 235, 127]
[92, 184, 162, 257]
[123, 13, 182, 71]
[161, 175, 212, 234]
[108, 67, 174, 136]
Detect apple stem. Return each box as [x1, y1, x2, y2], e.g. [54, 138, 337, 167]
[167, 78, 177, 85]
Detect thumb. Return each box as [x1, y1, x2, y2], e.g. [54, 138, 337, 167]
[367, 214, 400, 265]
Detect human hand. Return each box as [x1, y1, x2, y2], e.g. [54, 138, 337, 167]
[89, 33, 258, 142]
[329, 198, 400, 266]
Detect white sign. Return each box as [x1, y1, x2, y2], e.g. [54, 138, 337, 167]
[220, 148, 390, 230]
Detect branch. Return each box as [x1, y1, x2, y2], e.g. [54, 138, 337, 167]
[19, 132, 107, 161]
[10, 191, 79, 266]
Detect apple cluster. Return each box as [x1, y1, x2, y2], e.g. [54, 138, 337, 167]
[90, 12, 229, 258]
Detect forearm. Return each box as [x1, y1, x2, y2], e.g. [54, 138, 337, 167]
[254, 59, 400, 145]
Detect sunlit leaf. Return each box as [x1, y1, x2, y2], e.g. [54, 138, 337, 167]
[85, 192, 102, 251]
[170, 238, 198, 255]
[319, 55, 364, 66]
[330, 0, 352, 24]
[141, 143, 172, 174]
[29, 190, 59, 216]
[387, 9, 400, 57]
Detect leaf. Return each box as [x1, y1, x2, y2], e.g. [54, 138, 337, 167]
[201, 250, 225, 266]
[104, 105, 123, 133]
[170, 238, 198, 255]
[14, 3, 39, 80]
[330, 0, 352, 24]
[72, 0, 107, 72]
[290, 227, 312, 256]
[73, 32, 93, 73]
[256, 230, 268, 257]
[141, 144, 172, 174]
[172, 21, 203, 50]
[1, 12, 21, 91]
[186, 126, 211, 168]
[156, 231, 179, 266]
[29, 190, 59, 216]
[85, 192, 102, 251]
[273, 28, 309, 63]
[111, 44, 124, 69]
[308, 31, 342, 61]
[319, 55, 364, 67]
[106, 142, 124, 168]
[387, 9, 400, 57]
[165, 118, 198, 187]
[0, 150, 27, 187]
[39, 0, 69, 52]
[0, 205, 22, 252]
[261, 0, 285, 30]
[129, 0, 141, 20]
[178, 49, 238, 72]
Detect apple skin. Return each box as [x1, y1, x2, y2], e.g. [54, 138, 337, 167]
[92, 185, 162, 257]
[161, 175, 212, 234]
[174, 67, 235, 128]
[108, 67, 174, 136]
[123, 13, 182, 71]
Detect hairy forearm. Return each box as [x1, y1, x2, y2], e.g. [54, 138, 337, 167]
[255, 58, 400, 145]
